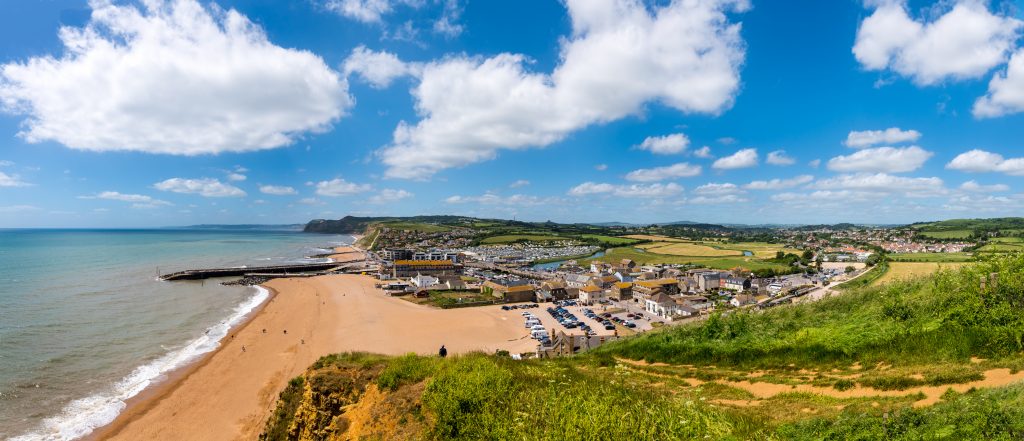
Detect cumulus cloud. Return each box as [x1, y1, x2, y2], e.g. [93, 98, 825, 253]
[325, 0, 399, 23]
[81, 191, 172, 208]
[509, 179, 530, 188]
[815, 173, 946, 196]
[852, 0, 1022, 85]
[259, 185, 297, 196]
[765, 150, 795, 166]
[0, 0, 351, 155]
[635, 133, 690, 155]
[689, 194, 747, 204]
[974, 49, 1024, 118]
[445, 193, 562, 206]
[314, 178, 373, 196]
[844, 127, 921, 148]
[625, 162, 702, 182]
[594, 164, 608, 171]
[227, 173, 247, 182]
[378, 0, 748, 178]
[827, 146, 932, 173]
[946, 149, 1024, 175]
[0, 171, 30, 187]
[744, 175, 813, 190]
[343, 45, 418, 89]
[693, 182, 742, 195]
[960, 180, 1009, 193]
[368, 188, 413, 204]
[154, 178, 246, 197]
[693, 146, 713, 158]
[568, 182, 683, 198]
[712, 148, 758, 170]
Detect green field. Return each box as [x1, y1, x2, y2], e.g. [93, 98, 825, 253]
[480, 234, 571, 244]
[581, 246, 792, 272]
[578, 234, 642, 245]
[264, 256, 1024, 440]
[919, 230, 972, 239]
[888, 252, 975, 262]
[379, 221, 451, 233]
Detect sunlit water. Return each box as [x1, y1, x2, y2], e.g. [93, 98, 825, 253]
[0, 229, 351, 440]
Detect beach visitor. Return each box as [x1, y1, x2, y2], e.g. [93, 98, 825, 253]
[438, 345, 447, 358]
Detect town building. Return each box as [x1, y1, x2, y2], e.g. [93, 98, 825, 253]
[392, 260, 460, 278]
[722, 277, 751, 291]
[481, 280, 535, 303]
[578, 284, 607, 305]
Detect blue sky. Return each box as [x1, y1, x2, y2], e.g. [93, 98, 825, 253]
[1, 0, 1023, 227]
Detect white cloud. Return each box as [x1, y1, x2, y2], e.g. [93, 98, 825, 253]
[827, 146, 932, 173]
[325, 0, 396, 23]
[81, 191, 172, 208]
[368, 188, 413, 204]
[693, 146, 713, 158]
[765, 150, 795, 166]
[946, 149, 1024, 175]
[974, 49, 1024, 118]
[844, 127, 921, 148]
[433, 0, 464, 38]
[0, 171, 29, 187]
[343, 45, 418, 89]
[689, 194, 747, 204]
[379, 0, 748, 178]
[815, 173, 946, 196]
[744, 175, 813, 190]
[635, 133, 689, 155]
[0, 0, 351, 155]
[594, 164, 608, 171]
[259, 185, 297, 196]
[568, 182, 683, 198]
[693, 182, 742, 195]
[960, 180, 1009, 193]
[297, 197, 325, 206]
[315, 178, 372, 196]
[712, 148, 758, 170]
[0, 205, 39, 213]
[509, 179, 530, 188]
[625, 162, 702, 182]
[445, 193, 560, 206]
[0, 160, 13, 167]
[154, 178, 245, 197]
[227, 173, 247, 182]
[808, 159, 821, 168]
[853, 0, 1022, 85]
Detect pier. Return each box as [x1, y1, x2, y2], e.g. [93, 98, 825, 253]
[160, 262, 343, 281]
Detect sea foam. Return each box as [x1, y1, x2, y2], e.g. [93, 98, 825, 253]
[11, 286, 271, 441]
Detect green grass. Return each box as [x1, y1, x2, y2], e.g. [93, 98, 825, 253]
[889, 252, 976, 262]
[581, 246, 792, 271]
[479, 234, 571, 244]
[920, 230, 973, 239]
[379, 221, 452, 233]
[578, 234, 642, 245]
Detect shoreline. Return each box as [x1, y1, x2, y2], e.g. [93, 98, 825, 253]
[85, 285, 281, 441]
[92, 244, 535, 440]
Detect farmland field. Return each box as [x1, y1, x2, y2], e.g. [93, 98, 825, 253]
[622, 234, 686, 242]
[578, 234, 642, 245]
[641, 242, 741, 257]
[919, 230, 972, 239]
[888, 252, 975, 262]
[580, 246, 791, 271]
[380, 221, 451, 232]
[978, 243, 1024, 252]
[480, 234, 570, 244]
[872, 262, 970, 286]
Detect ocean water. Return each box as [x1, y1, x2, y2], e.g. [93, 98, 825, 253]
[0, 229, 352, 440]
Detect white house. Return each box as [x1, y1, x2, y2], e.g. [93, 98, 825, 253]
[410, 273, 440, 288]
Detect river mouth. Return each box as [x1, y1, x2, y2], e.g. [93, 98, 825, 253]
[532, 250, 606, 270]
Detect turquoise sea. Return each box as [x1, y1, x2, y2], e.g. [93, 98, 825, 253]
[0, 229, 352, 440]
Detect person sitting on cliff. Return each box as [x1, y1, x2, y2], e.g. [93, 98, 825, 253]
[438, 345, 448, 358]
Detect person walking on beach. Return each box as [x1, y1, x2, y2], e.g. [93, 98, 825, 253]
[438, 345, 447, 358]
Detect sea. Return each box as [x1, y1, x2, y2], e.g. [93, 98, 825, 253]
[0, 229, 353, 440]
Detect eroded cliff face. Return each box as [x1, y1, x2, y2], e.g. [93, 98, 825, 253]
[260, 357, 427, 441]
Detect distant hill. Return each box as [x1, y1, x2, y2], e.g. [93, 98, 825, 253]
[909, 217, 1024, 232]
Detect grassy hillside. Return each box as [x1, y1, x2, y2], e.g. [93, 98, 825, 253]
[263, 255, 1024, 440]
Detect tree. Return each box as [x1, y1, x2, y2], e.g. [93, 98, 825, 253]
[801, 249, 814, 260]
[845, 266, 856, 274]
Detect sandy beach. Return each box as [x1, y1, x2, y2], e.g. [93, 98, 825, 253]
[95, 246, 535, 441]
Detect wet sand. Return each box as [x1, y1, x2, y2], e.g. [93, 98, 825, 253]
[96, 257, 535, 440]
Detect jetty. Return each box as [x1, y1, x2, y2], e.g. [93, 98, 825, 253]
[160, 262, 343, 281]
